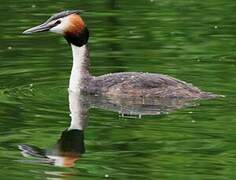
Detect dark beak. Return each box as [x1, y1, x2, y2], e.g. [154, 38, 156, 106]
[23, 22, 53, 34]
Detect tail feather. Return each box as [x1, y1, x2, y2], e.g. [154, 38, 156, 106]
[201, 92, 225, 99]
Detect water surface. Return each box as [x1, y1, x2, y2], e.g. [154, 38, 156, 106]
[0, 0, 236, 179]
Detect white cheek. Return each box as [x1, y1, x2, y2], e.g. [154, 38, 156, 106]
[50, 25, 64, 34]
[50, 18, 70, 35]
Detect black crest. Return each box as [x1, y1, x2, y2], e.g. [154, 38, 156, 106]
[46, 10, 82, 22]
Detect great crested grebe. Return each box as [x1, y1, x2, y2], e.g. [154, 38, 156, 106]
[23, 10, 220, 99]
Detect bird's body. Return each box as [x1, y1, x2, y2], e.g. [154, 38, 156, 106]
[69, 44, 217, 99]
[23, 10, 221, 99]
[86, 72, 215, 98]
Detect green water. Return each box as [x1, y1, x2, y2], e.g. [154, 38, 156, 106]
[0, 0, 236, 179]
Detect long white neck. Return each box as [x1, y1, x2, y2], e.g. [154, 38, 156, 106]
[69, 44, 90, 93]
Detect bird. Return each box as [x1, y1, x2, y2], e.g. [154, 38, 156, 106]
[23, 10, 221, 99]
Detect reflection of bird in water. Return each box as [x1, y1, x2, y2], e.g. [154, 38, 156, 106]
[19, 92, 88, 168]
[18, 91, 197, 167]
[83, 94, 196, 117]
[23, 10, 222, 99]
[19, 129, 84, 167]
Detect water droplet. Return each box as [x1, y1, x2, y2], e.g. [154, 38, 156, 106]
[8, 46, 12, 50]
[105, 174, 109, 178]
[32, 4, 36, 8]
[214, 25, 218, 29]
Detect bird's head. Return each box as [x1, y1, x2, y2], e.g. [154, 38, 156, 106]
[23, 10, 89, 47]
